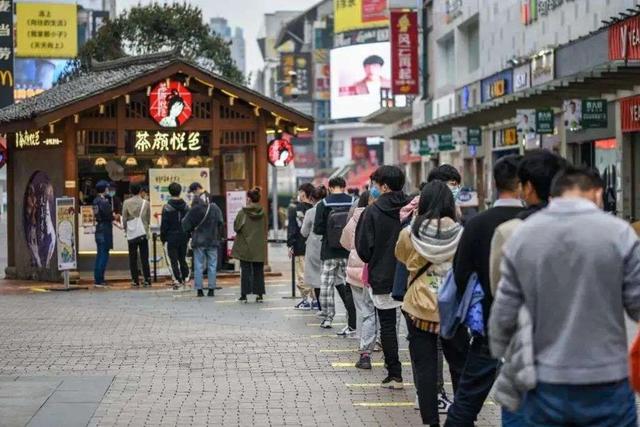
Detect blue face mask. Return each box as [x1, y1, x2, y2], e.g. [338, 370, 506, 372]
[370, 185, 381, 199]
[448, 185, 460, 201]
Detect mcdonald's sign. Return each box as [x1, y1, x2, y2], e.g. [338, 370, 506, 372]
[0, 0, 13, 108]
[0, 70, 13, 87]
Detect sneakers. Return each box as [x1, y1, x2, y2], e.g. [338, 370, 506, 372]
[130, 282, 140, 288]
[207, 289, 214, 297]
[172, 282, 181, 291]
[414, 394, 419, 410]
[143, 281, 151, 288]
[380, 376, 404, 390]
[311, 300, 320, 310]
[238, 295, 247, 303]
[94, 283, 109, 288]
[438, 390, 453, 414]
[336, 326, 356, 337]
[374, 340, 383, 352]
[256, 295, 264, 303]
[320, 319, 332, 329]
[197, 289, 204, 297]
[316, 311, 326, 318]
[355, 353, 372, 370]
[294, 300, 312, 310]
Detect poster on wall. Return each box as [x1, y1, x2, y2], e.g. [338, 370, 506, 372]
[452, 127, 467, 146]
[563, 99, 582, 131]
[148, 168, 210, 228]
[23, 171, 56, 268]
[55, 197, 76, 271]
[16, 3, 78, 58]
[330, 42, 391, 119]
[80, 205, 95, 234]
[149, 80, 193, 128]
[226, 191, 246, 256]
[517, 109, 537, 144]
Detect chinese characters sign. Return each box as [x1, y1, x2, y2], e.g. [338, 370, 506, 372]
[334, 0, 389, 34]
[582, 99, 607, 129]
[15, 130, 62, 148]
[536, 109, 554, 134]
[280, 53, 311, 102]
[148, 168, 210, 228]
[16, 3, 77, 58]
[0, 0, 12, 108]
[134, 131, 201, 152]
[149, 80, 193, 128]
[391, 10, 418, 95]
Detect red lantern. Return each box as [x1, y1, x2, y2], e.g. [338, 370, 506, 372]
[268, 135, 294, 167]
[149, 80, 193, 128]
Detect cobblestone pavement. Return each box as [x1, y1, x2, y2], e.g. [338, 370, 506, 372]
[0, 279, 503, 427]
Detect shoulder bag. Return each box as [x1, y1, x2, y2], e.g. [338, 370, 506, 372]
[126, 199, 147, 241]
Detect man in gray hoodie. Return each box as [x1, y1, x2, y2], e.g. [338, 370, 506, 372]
[490, 166, 640, 426]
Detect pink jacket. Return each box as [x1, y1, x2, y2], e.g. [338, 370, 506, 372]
[340, 207, 366, 288]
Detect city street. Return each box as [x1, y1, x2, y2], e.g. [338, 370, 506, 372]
[0, 265, 500, 427]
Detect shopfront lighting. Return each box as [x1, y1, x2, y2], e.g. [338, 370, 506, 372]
[125, 157, 138, 166]
[94, 157, 107, 166]
[186, 156, 202, 166]
[99, 104, 105, 114]
[125, 94, 130, 104]
[156, 155, 169, 167]
[73, 114, 79, 124]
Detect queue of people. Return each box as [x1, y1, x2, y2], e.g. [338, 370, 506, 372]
[286, 153, 640, 427]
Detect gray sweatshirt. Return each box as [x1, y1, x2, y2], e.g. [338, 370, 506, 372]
[490, 197, 640, 385]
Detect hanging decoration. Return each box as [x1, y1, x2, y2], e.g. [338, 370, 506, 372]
[149, 80, 193, 128]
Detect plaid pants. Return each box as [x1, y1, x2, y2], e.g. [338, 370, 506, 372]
[320, 258, 347, 321]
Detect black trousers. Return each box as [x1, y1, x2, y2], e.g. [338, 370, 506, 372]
[167, 240, 189, 283]
[445, 336, 499, 427]
[377, 307, 401, 379]
[405, 314, 470, 425]
[128, 236, 150, 284]
[337, 283, 357, 330]
[240, 261, 265, 296]
[314, 288, 322, 310]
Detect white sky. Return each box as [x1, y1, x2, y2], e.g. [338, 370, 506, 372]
[116, 0, 320, 78]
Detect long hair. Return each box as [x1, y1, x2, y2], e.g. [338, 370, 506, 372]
[412, 180, 456, 238]
[357, 190, 370, 208]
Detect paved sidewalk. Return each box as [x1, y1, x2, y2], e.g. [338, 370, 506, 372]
[0, 282, 502, 426]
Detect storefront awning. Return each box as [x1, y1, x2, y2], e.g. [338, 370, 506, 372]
[393, 61, 640, 140]
[361, 106, 412, 125]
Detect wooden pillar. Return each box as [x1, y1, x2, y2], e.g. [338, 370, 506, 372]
[256, 114, 269, 265]
[6, 132, 14, 268]
[116, 97, 125, 155]
[63, 117, 77, 198]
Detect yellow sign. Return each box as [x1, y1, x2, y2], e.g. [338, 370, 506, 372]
[16, 3, 78, 58]
[134, 131, 201, 152]
[334, 0, 389, 34]
[0, 70, 12, 87]
[15, 130, 62, 148]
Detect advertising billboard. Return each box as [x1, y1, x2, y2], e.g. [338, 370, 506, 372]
[334, 0, 389, 34]
[14, 58, 71, 101]
[280, 52, 311, 102]
[16, 3, 78, 58]
[0, 0, 13, 109]
[330, 42, 391, 119]
[313, 49, 330, 101]
[390, 10, 419, 95]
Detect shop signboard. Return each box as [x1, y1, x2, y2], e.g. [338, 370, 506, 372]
[334, 0, 388, 34]
[313, 49, 330, 100]
[148, 168, 210, 228]
[536, 109, 554, 134]
[15, 130, 62, 149]
[467, 127, 482, 146]
[268, 134, 294, 167]
[581, 99, 608, 129]
[418, 139, 431, 156]
[334, 27, 389, 48]
[16, 3, 78, 58]
[55, 197, 76, 271]
[0, 0, 13, 108]
[609, 14, 640, 60]
[134, 131, 201, 152]
[620, 95, 640, 133]
[390, 10, 418, 95]
[481, 69, 513, 102]
[280, 52, 311, 102]
[225, 191, 246, 256]
[439, 133, 455, 151]
[531, 50, 554, 87]
[513, 63, 531, 92]
[149, 80, 192, 128]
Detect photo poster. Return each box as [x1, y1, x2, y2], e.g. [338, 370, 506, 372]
[225, 191, 247, 256]
[516, 109, 537, 146]
[148, 168, 210, 228]
[563, 99, 582, 131]
[56, 197, 76, 271]
[452, 127, 467, 146]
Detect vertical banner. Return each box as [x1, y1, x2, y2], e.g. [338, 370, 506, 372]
[390, 9, 418, 95]
[56, 197, 77, 271]
[0, 0, 13, 108]
[535, 109, 554, 134]
[226, 191, 246, 256]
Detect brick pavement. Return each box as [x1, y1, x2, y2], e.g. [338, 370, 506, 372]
[0, 281, 503, 426]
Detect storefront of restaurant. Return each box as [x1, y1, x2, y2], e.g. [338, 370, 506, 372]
[0, 52, 313, 281]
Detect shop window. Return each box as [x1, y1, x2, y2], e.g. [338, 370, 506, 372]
[126, 99, 149, 119]
[221, 130, 256, 147]
[193, 101, 212, 119]
[220, 105, 249, 120]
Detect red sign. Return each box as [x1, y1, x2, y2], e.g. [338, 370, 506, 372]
[391, 10, 419, 95]
[621, 95, 640, 132]
[268, 135, 294, 167]
[362, 0, 387, 23]
[609, 15, 640, 60]
[149, 80, 193, 128]
[0, 136, 6, 169]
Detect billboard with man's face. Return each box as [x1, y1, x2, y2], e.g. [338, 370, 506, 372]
[330, 42, 391, 119]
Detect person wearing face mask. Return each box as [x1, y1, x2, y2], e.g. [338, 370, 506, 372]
[490, 166, 640, 427]
[287, 183, 316, 310]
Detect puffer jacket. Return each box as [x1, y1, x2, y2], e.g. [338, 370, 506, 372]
[491, 305, 536, 411]
[395, 217, 462, 324]
[340, 207, 366, 288]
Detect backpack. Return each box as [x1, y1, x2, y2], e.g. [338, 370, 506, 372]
[438, 270, 483, 340]
[325, 199, 352, 249]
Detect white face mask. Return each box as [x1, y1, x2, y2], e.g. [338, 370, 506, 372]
[448, 184, 461, 201]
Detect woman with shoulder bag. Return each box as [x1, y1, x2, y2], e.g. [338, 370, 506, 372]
[395, 181, 469, 427]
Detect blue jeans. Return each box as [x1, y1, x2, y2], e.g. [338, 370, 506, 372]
[502, 408, 526, 426]
[94, 240, 110, 284]
[521, 380, 637, 427]
[193, 247, 217, 290]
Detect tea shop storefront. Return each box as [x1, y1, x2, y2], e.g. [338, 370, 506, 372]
[0, 53, 313, 281]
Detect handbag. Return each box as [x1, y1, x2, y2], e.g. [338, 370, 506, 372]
[630, 327, 640, 393]
[126, 199, 147, 241]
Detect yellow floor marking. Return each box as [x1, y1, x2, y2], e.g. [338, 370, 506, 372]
[309, 334, 337, 338]
[332, 362, 411, 368]
[346, 383, 414, 387]
[30, 288, 49, 293]
[260, 306, 298, 311]
[215, 298, 278, 304]
[307, 322, 347, 326]
[320, 349, 408, 353]
[353, 402, 414, 408]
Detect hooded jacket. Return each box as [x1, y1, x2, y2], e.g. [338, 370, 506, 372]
[313, 192, 354, 260]
[181, 198, 223, 249]
[232, 203, 267, 263]
[287, 201, 312, 256]
[340, 207, 366, 288]
[355, 191, 408, 294]
[395, 217, 463, 323]
[160, 198, 189, 244]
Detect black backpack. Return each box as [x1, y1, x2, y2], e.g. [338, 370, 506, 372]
[325, 199, 352, 249]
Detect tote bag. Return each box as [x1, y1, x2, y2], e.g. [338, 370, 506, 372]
[630, 328, 640, 392]
[126, 199, 147, 241]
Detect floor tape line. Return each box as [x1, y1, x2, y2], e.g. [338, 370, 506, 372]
[332, 362, 411, 368]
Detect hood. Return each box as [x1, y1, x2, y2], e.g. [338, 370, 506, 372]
[168, 198, 188, 211]
[374, 191, 409, 218]
[244, 204, 265, 219]
[400, 195, 419, 223]
[409, 217, 462, 264]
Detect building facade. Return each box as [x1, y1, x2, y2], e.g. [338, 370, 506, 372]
[209, 17, 247, 75]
